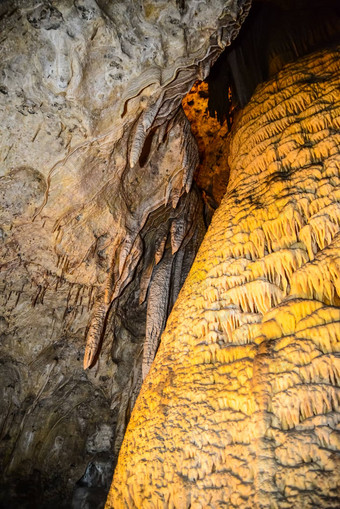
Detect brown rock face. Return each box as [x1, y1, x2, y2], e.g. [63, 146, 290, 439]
[182, 81, 231, 209]
[108, 48, 340, 508]
[0, 0, 250, 506]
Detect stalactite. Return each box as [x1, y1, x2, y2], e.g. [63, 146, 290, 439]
[250, 248, 309, 294]
[170, 216, 187, 255]
[84, 235, 143, 369]
[83, 299, 111, 370]
[139, 259, 155, 305]
[142, 251, 173, 380]
[154, 233, 168, 265]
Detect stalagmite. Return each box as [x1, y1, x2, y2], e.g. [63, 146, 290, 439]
[107, 47, 340, 508]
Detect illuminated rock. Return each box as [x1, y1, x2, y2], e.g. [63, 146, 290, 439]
[108, 47, 340, 508]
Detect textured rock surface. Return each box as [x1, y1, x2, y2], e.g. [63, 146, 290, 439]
[108, 47, 340, 508]
[182, 80, 231, 208]
[0, 0, 250, 506]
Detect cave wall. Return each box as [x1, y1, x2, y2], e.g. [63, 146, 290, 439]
[0, 0, 250, 506]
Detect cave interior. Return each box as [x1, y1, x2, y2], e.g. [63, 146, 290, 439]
[0, 0, 339, 507]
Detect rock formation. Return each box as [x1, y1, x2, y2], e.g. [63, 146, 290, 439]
[1, 0, 339, 508]
[0, 0, 250, 506]
[108, 47, 340, 508]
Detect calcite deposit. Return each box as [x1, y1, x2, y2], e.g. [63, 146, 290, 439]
[182, 80, 231, 209]
[0, 0, 250, 506]
[108, 47, 340, 508]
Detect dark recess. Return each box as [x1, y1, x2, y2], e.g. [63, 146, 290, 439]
[206, 0, 340, 125]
